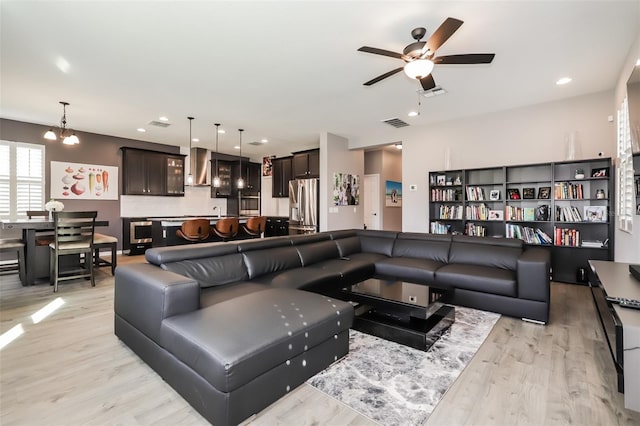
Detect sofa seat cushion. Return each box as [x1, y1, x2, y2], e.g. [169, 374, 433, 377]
[310, 258, 376, 288]
[374, 257, 446, 286]
[160, 288, 353, 393]
[346, 252, 389, 264]
[250, 267, 342, 290]
[200, 281, 270, 308]
[435, 264, 517, 297]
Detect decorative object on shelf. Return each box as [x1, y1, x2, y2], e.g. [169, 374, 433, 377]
[507, 188, 521, 200]
[186, 117, 194, 186]
[489, 190, 500, 200]
[45, 199, 64, 220]
[43, 101, 79, 145]
[537, 187, 551, 199]
[591, 167, 609, 178]
[584, 205, 607, 222]
[522, 188, 535, 199]
[488, 210, 503, 220]
[436, 175, 446, 186]
[596, 189, 606, 199]
[535, 205, 550, 221]
[454, 175, 462, 185]
[574, 169, 585, 179]
[237, 129, 244, 189]
[212, 123, 221, 188]
[385, 180, 402, 207]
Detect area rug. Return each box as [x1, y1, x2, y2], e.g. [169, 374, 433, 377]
[307, 307, 500, 426]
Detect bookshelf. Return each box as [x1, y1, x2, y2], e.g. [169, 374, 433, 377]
[428, 157, 614, 284]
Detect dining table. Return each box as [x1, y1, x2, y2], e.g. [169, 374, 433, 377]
[1, 218, 109, 286]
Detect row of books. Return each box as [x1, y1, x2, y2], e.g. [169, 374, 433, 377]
[437, 205, 464, 219]
[430, 221, 450, 234]
[554, 226, 581, 247]
[554, 182, 584, 200]
[465, 203, 491, 220]
[465, 222, 487, 236]
[555, 205, 582, 222]
[466, 186, 486, 201]
[506, 206, 536, 221]
[505, 224, 553, 245]
[431, 188, 462, 202]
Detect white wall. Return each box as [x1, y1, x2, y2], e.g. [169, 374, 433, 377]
[320, 132, 364, 231]
[260, 175, 289, 217]
[614, 31, 640, 263]
[400, 90, 616, 233]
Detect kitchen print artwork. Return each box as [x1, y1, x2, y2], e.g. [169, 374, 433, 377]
[51, 161, 119, 200]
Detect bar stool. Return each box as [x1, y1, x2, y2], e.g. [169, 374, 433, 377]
[176, 219, 211, 243]
[0, 238, 26, 285]
[93, 233, 118, 275]
[213, 217, 239, 241]
[242, 216, 267, 238]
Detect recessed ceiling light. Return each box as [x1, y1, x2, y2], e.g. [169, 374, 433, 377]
[408, 111, 419, 117]
[137, 128, 146, 133]
[56, 57, 70, 73]
[218, 129, 226, 134]
[556, 77, 572, 85]
[395, 143, 402, 150]
[234, 145, 240, 150]
[159, 116, 169, 122]
[261, 139, 268, 143]
[192, 138, 199, 142]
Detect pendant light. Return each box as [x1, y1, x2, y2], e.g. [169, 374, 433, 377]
[212, 123, 221, 188]
[44, 101, 80, 145]
[186, 117, 194, 185]
[236, 129, 245, 189]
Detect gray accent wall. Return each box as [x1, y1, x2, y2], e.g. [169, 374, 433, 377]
[0, 118, 181, 248]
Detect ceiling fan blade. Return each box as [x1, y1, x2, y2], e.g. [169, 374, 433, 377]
[363, 67, 404, 86]
[433, 53, 495, 64]
[358, 46, 406, 60]
[420, 74, 436, 91]
[424, 17, 464, 56]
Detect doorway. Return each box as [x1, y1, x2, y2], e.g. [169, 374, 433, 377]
[363, 174, 381, 230]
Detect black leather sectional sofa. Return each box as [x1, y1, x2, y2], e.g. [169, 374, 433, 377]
[114, 229, 550, 425]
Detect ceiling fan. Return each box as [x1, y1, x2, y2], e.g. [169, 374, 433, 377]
[358, 17, 495, 91]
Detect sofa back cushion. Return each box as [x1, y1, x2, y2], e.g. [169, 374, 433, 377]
[449, 235, 523, 270]
[146, 242, 238, 265]
[242, 245, 302, 279]
[296, 240, 340, 266]
[236, 236, 292, 252]
[289, 232, 331, 245]
[163, 254, 249, 288]
[334, 236, 361, 257]
[393, 233, 451, 262]
[357, 230, 398, 256]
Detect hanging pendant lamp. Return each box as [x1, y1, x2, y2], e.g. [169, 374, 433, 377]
[186, 117, 194, 185]
[44, 101, 80, 145]
[212, 123, 221, 188]
[236, 129, 245, 189]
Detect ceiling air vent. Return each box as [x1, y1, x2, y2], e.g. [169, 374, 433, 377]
[382, 118, 410, 128]
[419, 86, 447, 98]
[148, 120, 171, 128]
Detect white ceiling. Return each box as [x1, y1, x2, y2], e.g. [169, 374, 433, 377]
[1, 1, 638, 161]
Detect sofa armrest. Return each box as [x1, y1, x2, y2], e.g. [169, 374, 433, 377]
[115, 263, 200, 342]
[517, 248, 550, 302]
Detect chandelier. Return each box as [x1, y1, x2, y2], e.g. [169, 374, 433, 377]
[44, 101, 79, 145]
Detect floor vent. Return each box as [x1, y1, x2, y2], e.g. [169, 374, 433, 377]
[148, 120, 171, 128]
[382, 118, 410, 128]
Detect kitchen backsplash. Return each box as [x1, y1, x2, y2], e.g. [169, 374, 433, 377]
[121, 186, 227, 217]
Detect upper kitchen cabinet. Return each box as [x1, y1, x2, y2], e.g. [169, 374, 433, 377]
[122, 147, 185, 196]
[292, 149, 319, 178]
[211, 157, 234, 198]
[243, 162, 262, 196]
[272, 156, 292, 198]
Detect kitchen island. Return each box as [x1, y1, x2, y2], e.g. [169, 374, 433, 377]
[150, 216, 255, 247]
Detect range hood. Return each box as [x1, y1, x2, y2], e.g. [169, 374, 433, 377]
[189, 147, 209, 186]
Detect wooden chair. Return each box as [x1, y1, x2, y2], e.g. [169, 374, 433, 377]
[0, 238, 26, 285]
[212, 217, 239, 241]
[27, 210, 54, 246]
[49, 211, 97, 292]
[242, 216, 267, 238]
[176, 219, 212, 242]
[93, 233, 118, 275]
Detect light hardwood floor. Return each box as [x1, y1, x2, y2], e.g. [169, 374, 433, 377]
[1, 255, 639, 425]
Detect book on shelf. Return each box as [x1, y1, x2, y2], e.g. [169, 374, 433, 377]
[523, 207, 535, 221]
[581, 239, 604, 248]
[555, 205, 583, 222]
[438, 205, 464, 219]
[554, 182, 584, 199]
[554, 226, 581, 247]
[466, 186, 486, 201]
[465, 222, 487, 236]
[505, 223, 552, 245]
[430, 221, 450, 234]
[465, 203, 490, 220]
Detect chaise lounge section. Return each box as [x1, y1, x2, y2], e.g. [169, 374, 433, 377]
[114, 229, 550, 424]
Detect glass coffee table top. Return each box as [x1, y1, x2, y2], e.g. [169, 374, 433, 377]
[336, 279, 455, 351]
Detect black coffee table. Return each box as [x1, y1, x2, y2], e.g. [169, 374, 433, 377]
[334, 279, 454, 351]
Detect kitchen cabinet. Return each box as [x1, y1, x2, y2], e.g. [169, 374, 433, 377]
[122, 147, 185, 196]
[211, 158, 234, 198]
[242, 162, 262, 196]
[293, 149, 319, 178]
[272, 156, 292, 198]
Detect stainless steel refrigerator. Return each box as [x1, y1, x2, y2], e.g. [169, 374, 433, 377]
[289, 178, 319, 234]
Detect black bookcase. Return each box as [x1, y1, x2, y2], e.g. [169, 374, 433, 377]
[428, 157, 615, 284]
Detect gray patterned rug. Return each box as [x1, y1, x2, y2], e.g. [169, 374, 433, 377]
[307, 306, 500, 426]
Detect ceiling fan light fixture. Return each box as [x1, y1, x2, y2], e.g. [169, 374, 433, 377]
[404, 59, 434, 80]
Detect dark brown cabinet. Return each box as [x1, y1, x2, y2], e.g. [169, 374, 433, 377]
[272, 156, 292, 198]
[293, 149, 319, 178]
[242, 162, 262, 196]
[122, 147, 185, 196]
[211, 158, 234, 198]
